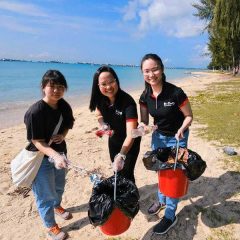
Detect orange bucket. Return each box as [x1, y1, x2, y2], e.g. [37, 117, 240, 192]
[100, 207, 131, 236]
[158, 169, 189, 198]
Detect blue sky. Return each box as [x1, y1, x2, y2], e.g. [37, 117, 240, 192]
[0, 0, 210, 68]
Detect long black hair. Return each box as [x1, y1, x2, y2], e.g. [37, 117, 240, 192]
[89, 65, 120, 111]
[140, 53, 166, 95]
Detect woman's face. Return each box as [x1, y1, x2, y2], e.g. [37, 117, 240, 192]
[98, 71, 118, 99]
[42, 81, 65, 102]
[141, 58, 163, 87]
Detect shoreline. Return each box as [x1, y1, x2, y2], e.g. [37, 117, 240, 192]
[0, 72, 204, 130]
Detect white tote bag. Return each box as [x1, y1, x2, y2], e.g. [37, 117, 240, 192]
[11, 149, 44, 188]
[11, 115, 63, 188]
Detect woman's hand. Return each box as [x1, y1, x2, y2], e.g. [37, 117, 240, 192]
[52, 153, 68, 169]
[51, 134, 65, 144]
[112, 153, 126, 172]
[175, 128, 184, 141]
[101, 123, 110, 130]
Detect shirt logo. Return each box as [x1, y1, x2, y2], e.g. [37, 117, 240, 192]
[115, 109, 123, 116]
[164, 102, 175, 107]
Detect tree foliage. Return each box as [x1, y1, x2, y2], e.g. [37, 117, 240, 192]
[192, 0, 216, 30]
[193, 0, 240, 72]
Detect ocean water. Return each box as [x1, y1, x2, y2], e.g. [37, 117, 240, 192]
[0, 61, 197, 129]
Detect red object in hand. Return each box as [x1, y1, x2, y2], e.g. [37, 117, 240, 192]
[95, 129, 114, 138]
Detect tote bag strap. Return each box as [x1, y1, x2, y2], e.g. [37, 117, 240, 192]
[48, 114, 63, 145]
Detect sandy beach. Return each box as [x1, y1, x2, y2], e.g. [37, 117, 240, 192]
[0, 72, 239, 240]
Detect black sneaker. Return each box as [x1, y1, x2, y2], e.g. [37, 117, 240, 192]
[153, 216, 178, 235]
[147, 202, 166, 215]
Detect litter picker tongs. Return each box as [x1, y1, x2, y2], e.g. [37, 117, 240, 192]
[173, 139, 180, 171]
[67, 161, 89, 174]
[114, 171, 117, 201]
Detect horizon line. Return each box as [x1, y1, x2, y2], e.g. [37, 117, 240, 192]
[0, 58, 206, 70]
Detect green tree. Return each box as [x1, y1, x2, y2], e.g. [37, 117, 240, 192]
[193, 0, 240, 73]
[212, 0, 240, 73]
[192, 0, 216, 31]
[208, 35, 231, 70]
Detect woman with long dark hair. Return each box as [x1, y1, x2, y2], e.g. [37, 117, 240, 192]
[89, 65, 141, 183]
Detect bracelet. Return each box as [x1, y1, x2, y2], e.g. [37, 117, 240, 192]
[116, 153, 126, 161]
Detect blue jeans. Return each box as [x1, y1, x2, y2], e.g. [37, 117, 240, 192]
[152, 130, 189, 221]
[32, 156, 66, 228]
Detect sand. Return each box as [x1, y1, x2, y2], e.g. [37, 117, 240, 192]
[0, 72, 239, 240]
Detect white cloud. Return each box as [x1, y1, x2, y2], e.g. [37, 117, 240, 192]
[194, 44, 210, 55]
[194, 44, 203, 50]
[123, 0, 204, 38]
[0, 1, 47, 17]
[190, 44, 210, 65]
[0, 2, 119, 36]
[123, 1, 138, 21]
[167, 18, 204, 38]
[0, 15, 38, 34]
[202, 45, 210, 55]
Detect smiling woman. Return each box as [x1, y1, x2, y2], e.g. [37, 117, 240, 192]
[89, 65, 141, 183]
[41, 70, 68, 109]
[139, 53, 193, 235]
[23, 69, 75, 240]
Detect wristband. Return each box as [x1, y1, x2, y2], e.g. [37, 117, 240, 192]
[116, 153, 126, 161]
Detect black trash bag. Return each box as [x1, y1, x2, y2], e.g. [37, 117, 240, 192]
[142, 147, 172, 171]
[170, 147, 207, 181]
[88, 174, 140, 227]
[143, 147, 207, 181]
[143, 147, 184, 171]
[182, 149, 207, 181]
[156, 147, 172, 162]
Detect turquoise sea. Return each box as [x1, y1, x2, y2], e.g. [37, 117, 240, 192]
[0, 61, 199, 129]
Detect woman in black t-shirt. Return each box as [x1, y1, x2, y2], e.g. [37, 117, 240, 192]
[24, 70, 74, 240]
[139, 54, 193, 235]
[89, 65, 141, 183]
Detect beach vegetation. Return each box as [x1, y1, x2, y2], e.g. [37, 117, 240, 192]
[190, 76, 240, 167]
[209, 228, 237, 240]
[193, 0, 240, 74]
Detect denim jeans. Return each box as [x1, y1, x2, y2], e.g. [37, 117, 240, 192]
[32, 156, 66, 228]
[151, 130, 189, 221]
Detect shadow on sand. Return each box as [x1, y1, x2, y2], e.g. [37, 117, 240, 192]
[61, 171, 240, 238]
[62, 203, 90, 233]
[139, 171, 240, 240]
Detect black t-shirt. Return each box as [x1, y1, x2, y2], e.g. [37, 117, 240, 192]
[97, 89, 138, 142]
[24, 98, 74, 153]
[139, 82, 188, 136]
